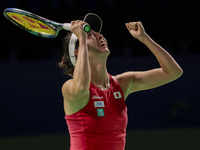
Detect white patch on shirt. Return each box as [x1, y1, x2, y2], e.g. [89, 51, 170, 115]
[113, 92, 122, 99]
[94, 101, 105, 108]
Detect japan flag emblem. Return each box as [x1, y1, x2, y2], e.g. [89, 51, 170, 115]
[113, 92, 122, 99]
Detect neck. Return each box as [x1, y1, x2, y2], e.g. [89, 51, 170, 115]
[90, 57, 109, 88]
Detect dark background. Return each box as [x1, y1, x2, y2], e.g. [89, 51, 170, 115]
[0, 0, 200, 140]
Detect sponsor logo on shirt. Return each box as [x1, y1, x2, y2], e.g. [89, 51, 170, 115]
[94, 101, 105, 108]
[92, 95, 103, 99]
[97, 108, 105, 117]
[113, 92, 122, 99]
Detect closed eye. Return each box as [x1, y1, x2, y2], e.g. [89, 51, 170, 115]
[87, 30, 95, 38]
[87, 31, 92, 36]
[87, 33, 94, 39]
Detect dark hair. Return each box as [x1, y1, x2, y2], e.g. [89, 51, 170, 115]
[58, 32, 79, 76]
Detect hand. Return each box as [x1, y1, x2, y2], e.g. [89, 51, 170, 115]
[125, 21, 147, 42]
[71, 20, 88, 40]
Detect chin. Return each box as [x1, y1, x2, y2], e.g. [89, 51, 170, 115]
[89, 45, 110, 54]
[102, 48, 110, 57]
[99, 48, 110, 55]
[99, 45, 109, 51]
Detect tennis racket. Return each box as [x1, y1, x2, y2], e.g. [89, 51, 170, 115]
[3, 8, 91, 38]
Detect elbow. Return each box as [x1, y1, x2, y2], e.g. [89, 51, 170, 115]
[178, 67, 183, 77]
[180, 68, 183, 76]
[173, 67, 183, 79]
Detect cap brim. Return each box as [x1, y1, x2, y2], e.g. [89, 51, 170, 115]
[83, 13, 102, 33]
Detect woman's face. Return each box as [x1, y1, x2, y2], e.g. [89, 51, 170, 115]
[86, 30, 110, 55]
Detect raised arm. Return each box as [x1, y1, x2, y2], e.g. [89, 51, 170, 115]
[62, 21, 91, 101]
[116, 22, 183, 98]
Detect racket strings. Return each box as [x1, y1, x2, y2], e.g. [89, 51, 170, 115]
[6, 12, 56, 35]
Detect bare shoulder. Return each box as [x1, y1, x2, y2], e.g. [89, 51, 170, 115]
[114, 72, 137, 85]
[62, 79, 73, 96]
[62, 79, 90, 115]
[112, 72, 136, 99]
[62, 78, 90, 102]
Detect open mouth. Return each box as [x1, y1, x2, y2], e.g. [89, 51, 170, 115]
[99, 41, 107, 47]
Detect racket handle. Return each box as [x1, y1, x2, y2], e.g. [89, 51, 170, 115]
[63, 23, 71, 30]
[62, 23, 91, 33]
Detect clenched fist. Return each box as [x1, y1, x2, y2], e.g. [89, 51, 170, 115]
[125, 21, 147, 42]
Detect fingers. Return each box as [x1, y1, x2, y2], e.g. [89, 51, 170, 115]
[71, 20, 88, 30]
[70, 20, 89, 38]
[126, 21, 142, 30]
[125, 21, 146, 39]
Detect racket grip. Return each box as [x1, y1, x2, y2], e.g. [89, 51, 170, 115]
[63, 23, 91, 33]
[63, 23, 71, 30]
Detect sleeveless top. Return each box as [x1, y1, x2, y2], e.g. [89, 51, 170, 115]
[65, 74, 128, 150]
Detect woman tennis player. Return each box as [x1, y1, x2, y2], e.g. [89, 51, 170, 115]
[59, 14, 183, 150]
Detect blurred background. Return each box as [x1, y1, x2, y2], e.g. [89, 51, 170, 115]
[0, 0, 200, 150]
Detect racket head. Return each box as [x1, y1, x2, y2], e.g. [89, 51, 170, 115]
[3, 8, 58, 38]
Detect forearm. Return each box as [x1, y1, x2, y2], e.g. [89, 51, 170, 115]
[73, 38, 91, 91]
[140, 34, 183, 77]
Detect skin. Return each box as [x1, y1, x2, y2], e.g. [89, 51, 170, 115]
[62, 20, 183, 115]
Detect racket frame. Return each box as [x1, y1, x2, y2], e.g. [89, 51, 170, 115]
[3, 8, 89, 38]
